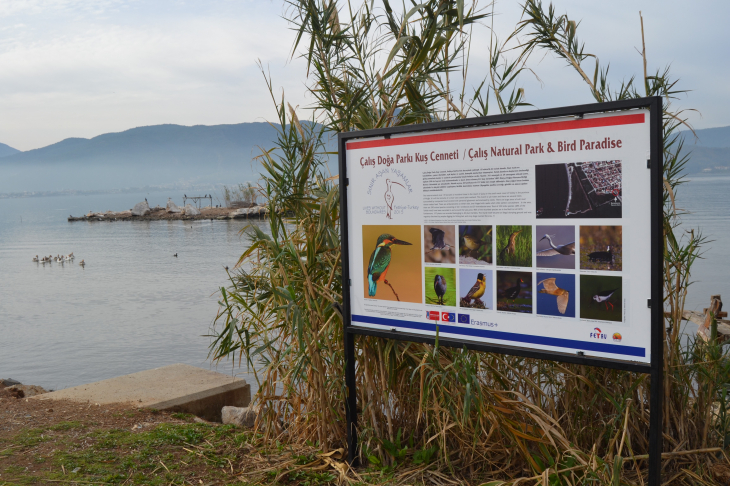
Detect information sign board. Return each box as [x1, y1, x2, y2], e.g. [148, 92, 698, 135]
[341, 100, 661, 366]
[339, 98, 664, 483]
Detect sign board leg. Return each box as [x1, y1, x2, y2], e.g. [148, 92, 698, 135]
[647, 351, 664, 485]
[345, 330, 358, 465]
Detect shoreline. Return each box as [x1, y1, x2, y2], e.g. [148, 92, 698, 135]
[68, 204, 268, 222]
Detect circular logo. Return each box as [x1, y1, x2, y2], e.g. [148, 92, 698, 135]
[612, 332, 622, 342]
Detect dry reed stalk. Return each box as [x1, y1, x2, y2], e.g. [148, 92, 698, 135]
[208, 1, 729, 484]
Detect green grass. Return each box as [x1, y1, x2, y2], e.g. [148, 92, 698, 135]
[49, 421, 84, 431]
[496, 225, 532, 267]
[0, 422, 252, 486]
[424, 267, 456, 306]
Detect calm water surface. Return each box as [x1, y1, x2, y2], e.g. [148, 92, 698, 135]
[0, 175, 727, 390]
[0, 192, 264, 390]
[677, 174, 730, 312]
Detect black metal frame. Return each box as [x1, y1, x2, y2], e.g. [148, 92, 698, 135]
[338, 97, 664, 485]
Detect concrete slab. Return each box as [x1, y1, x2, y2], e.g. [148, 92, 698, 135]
[31, 364, 250, 422]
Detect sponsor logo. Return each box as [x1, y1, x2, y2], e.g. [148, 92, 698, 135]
[469, 319, 498, 328]
[458, 313, 470, 324]
[426, 311, 441, 321]
[590, 327, 607, 340]
[612, 332, 622, 342]
[441, 312, 455, 323]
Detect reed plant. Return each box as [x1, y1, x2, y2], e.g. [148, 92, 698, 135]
[221, 182, 258, 207]
[210, 1, 729, 484]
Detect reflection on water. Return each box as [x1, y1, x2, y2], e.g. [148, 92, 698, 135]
[0, 191, 266, 391]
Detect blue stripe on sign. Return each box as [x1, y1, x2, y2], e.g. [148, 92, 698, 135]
[351, 314, 646, 357]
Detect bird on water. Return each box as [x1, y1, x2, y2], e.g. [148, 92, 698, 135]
[537, 278, 570, 314]
[537, 234, 575, 256]
[367, 234, 412, 296]
[587, 246, 614, 263]
[499, 230, 523, 259]
[593, 288, 619, 310]
[434, 275, 447, 305]
[503, 277, 524, 301]
[463, 273, 486, 305]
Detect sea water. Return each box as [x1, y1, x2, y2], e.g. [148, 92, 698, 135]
[0, 175, 726, 390]
[677, 174, 730, 312]
[0, 192, 264, 390]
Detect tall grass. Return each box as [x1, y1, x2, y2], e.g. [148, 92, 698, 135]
[220, 182, 258, 208]
[209, 1, 729, 483]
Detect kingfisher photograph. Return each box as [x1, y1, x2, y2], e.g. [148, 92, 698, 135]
[424, 225, 456, 264]
[459, 269, 493, 309]
[496, 270, 533, 313]
[536, 272, 575, 317]
[362, 225, 422, 303]
[459, 225, 493, 265]
[580, 275, 623, 322]
[425, 267, 456, 306]
[496, 225, 532, 267]
[580, 226, 623, 271]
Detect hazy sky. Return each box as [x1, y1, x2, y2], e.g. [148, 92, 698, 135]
[1, 0, 728, 151]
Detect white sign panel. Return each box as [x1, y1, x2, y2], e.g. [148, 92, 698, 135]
[344, 110, 652, 363]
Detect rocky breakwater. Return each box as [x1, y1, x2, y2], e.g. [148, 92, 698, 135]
[68, 200, 269, 222]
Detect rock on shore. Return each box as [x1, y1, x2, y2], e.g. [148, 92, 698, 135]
[166, 199, 182, 213]
[183, 204, 201, 216]
[221, 405, 258, 428]
[0, 379, 48, 399]
[131, 201, 151, 216]
[69, 202, 269, 222]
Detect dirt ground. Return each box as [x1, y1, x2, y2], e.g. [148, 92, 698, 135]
[0, 395, 246, 485]
[0, 395, 351, 486]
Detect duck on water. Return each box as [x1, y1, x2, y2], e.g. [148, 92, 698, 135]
[33, 253, 78, 265]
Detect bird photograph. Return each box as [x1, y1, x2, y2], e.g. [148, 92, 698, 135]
[496, 271, 532, 313]
[593, 288, 620, 310]
[459, 225, 492, 265]
[434, 275, 447, 305]
[536, 274, 575, 317]
[423, 225, 455, 263]
[459, 269, 492, 309]
[536, 225, 576, 269]
[580, 274, 622, 322]
[579, 226, 622, 271]
[362, 225, 422, 303]
[425, 267, 455, 306]
[496, 225, 532, 267]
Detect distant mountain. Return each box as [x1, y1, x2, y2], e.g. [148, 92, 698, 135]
[678, 126, 730, 174]
[0, 123, 285, 194]
[0, 143, 20, 158]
